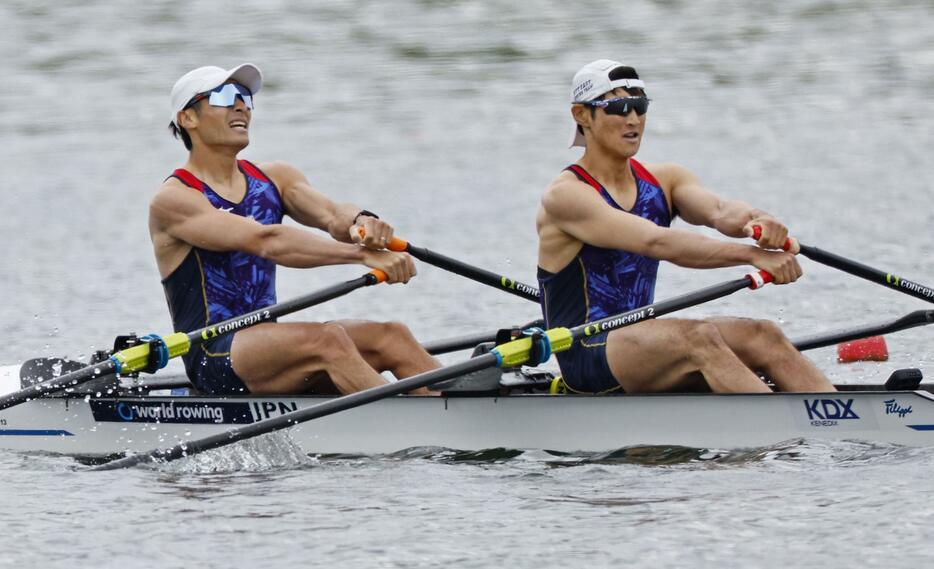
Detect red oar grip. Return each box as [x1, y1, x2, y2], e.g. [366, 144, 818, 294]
[745, 270, 774, 289]
[751, 225, 799, 254]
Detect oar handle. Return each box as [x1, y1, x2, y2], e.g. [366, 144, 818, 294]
[751, 226, 800, 254]
[358, 228, 540, 302]
[745, 269, 774, 289]
[356, 227, 409, 252]
[753, 226, 934, 305]
[367, 269, 389, 283]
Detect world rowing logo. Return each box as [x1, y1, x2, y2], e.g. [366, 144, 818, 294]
[89, 400, 255, 425]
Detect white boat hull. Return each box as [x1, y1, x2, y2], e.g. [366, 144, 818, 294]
[2, 390, 934, 458]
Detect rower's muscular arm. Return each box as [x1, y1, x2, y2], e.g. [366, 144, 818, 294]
[540, 174, 801, 283]
[149, 180, 415, 283]
[261, 161, 393, 248]
[150, 180, 365, 267]
[660, 163, 788, 250]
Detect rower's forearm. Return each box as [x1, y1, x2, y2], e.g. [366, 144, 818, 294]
[259, 225, 365, 268]
[649, 229, 757, 269]
[327, 203, 362, 243]
[712, 200, 766, 238]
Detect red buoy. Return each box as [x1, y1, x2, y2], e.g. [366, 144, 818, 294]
[837, 336, 889, 363]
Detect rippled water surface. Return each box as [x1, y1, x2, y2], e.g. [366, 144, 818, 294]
[1, 0, 934, 567]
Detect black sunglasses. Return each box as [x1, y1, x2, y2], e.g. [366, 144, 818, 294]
[583, 97, 650, 117]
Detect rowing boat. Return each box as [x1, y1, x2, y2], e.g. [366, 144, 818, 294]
[1, 360, 932, 461]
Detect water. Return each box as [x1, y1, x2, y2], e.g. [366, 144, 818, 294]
[1, 0, 934, 566]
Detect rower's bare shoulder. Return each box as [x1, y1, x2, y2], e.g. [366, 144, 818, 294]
[151, 177, 189, 211]
[640, 162, 700, 193]
[150, 178, 212, 227]
[256, 160, 303, 181]
[255, 161, 313, 198]
[541, 171, 599, 221]
[542, 170, 586, 203]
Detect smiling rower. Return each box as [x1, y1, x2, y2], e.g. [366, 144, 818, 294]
[150, 63, 439, 396]
[536, 59, 836, 394]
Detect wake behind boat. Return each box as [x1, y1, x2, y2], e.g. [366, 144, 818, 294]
[1, 359, 932, 462]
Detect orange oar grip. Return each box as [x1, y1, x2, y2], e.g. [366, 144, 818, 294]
[387, 237, 408, 252]
[751, 225, 799, 254]
[356, 227, 409, 252]
[368, 269, 388, 283]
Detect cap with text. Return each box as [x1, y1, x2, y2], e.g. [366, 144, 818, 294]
[170, 63, 263, 127]
[569, 59, 645, 147]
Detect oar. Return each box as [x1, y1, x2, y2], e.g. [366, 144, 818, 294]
[422, 318, 545, 355]
[360, 229, 540, 303]
[752, 227, 934, 305]
[92, 269, 774, 470]
[792, 310, 934, 352]
[0, 270, 388, 411]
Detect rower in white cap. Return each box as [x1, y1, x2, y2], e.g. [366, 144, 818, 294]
[535, 59, 837, 394]
[151, 63, 439, 396]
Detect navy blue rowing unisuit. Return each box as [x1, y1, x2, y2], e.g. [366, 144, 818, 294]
[162, 160, 284, 394]
[538, 159, 672, 392]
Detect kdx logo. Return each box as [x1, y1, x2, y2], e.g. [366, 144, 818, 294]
[804, 398, 860, 426]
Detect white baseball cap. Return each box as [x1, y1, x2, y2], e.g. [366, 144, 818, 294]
[569, 59, 646, 147]
[170, 63, 263, 127]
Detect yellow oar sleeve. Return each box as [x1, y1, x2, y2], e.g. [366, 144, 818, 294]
[110, 332, 191, 374]
[492, 328, 573, 368]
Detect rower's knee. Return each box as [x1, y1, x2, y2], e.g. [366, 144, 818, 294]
[747, 319, 793, 363]
[372, 320, 417, 350]
[746, 319, 784, 339]
[685, 322, 731, 364]
[303, 322, 357, 362]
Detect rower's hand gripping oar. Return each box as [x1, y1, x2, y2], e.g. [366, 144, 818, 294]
[0, 270, 389, 411]
[358, 228, 540, 303]
[752, 226, 934, 305]
[92, 269, 774, 471]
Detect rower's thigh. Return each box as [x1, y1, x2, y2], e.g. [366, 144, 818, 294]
[330, 319, 415, 351]
[705, 317, 788, 364]
[230, 321, 356, 385]
[605, 318, 720, 393]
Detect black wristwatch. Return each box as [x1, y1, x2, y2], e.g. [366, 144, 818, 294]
[353, 210, 380, 225]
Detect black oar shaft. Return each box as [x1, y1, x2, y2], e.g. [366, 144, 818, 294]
[751, 226, 934, 305]
[423, 331, 497, 355]
[392, 239, 539, 303]
[800, 244, 934, 305]
[0, 273, 383, 411]
[93, 355, 498, 471]
[792, 310, 934, 352]
[422, 318, 545, 355]
[570, 276, 754, 340]
[0, 360, 118, 411]
[188, 274, 374, 347]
